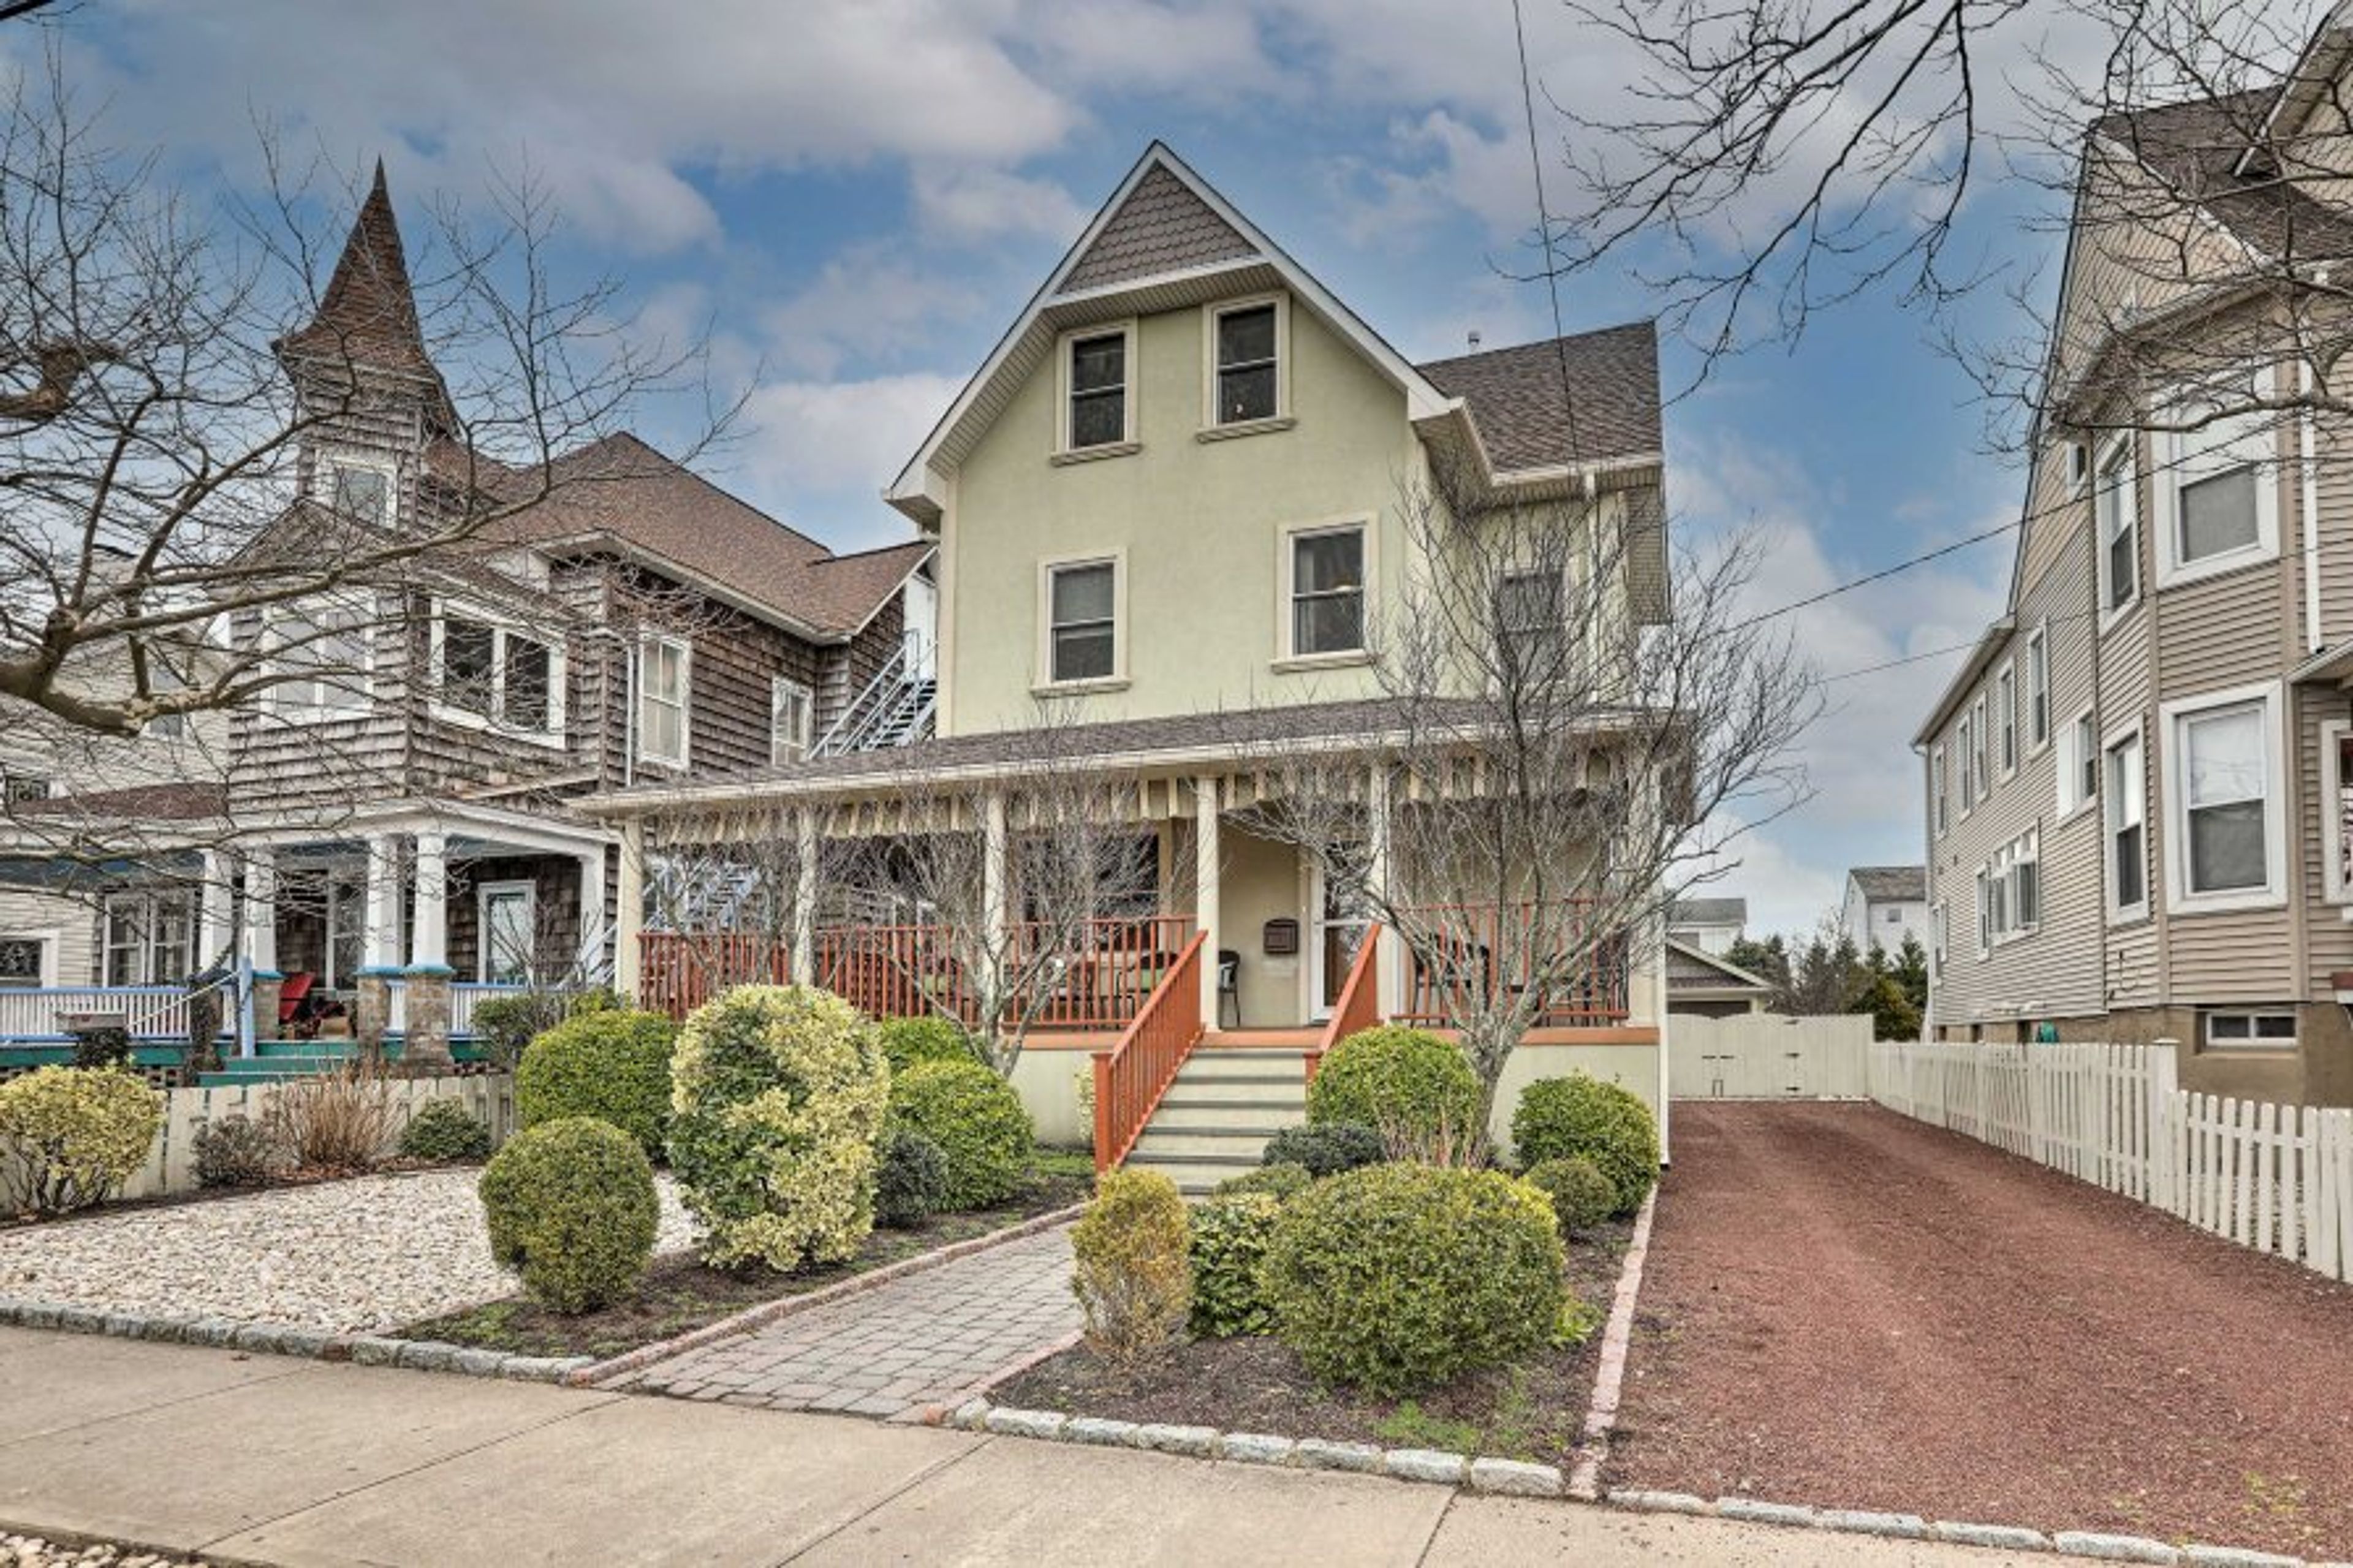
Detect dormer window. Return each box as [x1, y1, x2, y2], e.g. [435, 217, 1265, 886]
[1214, 303, 1278, 423]
[1067, 330, 1129, 450]
[328, 460, 391, 525]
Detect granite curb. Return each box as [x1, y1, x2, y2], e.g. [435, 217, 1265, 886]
[575, 1203, 1087, 1389]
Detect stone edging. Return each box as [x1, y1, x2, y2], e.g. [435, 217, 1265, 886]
[0, 1295, 591, 1385]
[572, 1202, 1090, 1388]
[1567, 1184, 1658, 1499]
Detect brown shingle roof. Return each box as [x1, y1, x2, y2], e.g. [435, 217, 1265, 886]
[1849, 865, 1927, 902]
[14, 781, 230, 824]
[1417, 322, 1662, 472]
[275, 163, 457, 431]
[2097, 89, 2353, 262]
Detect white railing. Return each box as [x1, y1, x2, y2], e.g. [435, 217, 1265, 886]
[1870, 1040, 2353, 1282]
[0, 985, 223, 1043]
[450, 982, 528, 1039]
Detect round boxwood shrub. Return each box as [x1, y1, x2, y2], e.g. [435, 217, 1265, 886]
[194, 1112, 283, 1189]
[667, 985, 892, 1271]
[1523, 1154, 1616, 1238]
[398, 1098, 493, 1162]
[889, 1059, 1034, 1211]
[1262, 1162, 1565, 1394]
[1213, 1162, 1314, 1202]
[477, 1117, 659, 1313]
[1071, 1168, 1191, 1362]
[1189, 1191, 1281, 1338]
[1305, 1026, 1482, 1157]
[1261, 1122, 1384, 1178]
[0, 1066, 164, 1216]
[877, 1015, 973, 1073]
[1510, 1073, 1659, 1217]
[874, 1126, 950, 1229]
[517, 1009, 678, 1159]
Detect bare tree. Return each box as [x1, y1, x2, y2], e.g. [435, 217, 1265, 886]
[1232, 455, 1816, 1131]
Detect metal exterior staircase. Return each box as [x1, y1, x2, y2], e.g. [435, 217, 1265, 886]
[814, 637, 937, 757]
[1121, 1044, 1311, 1196]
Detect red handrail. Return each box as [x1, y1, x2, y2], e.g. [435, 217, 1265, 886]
[1393, 900, 1631, 1028]
[1091, 930, 1208, 1173]
[1305, 922, 1382, 1083]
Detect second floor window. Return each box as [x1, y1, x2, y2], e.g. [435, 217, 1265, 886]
[1997, 665, 2017, 774]
[1290, 527, 1365, 657]
[436, 613, 559, 738]
[3, 773, 50, 805]
[1214, 303, 1279, 424]
[1931, 745, 1947, 835]
[2176, 698, 2270, 899]
[271, 597, 372, 719]
[2097, 438, 2138, 616]
[1496, 567, 1567, 681]
[2107, 730, 2145, 915]
[639, 635, 691, 767]
[1047, 560, 1117, 683]
[771, 676, 814, 766]
[2159, 372, 2276, 578]
[2026, 627, 2048, 748]
[1068, 331, 1128, 450]
[1971, 697, 1990, 801]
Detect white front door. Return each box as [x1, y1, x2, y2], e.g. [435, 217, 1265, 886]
[478, 881, 537, 984]
[1307, 850, 1373, 1021]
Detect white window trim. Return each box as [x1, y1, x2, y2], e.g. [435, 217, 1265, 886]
[1200, 292, 1293, 436]
[2161, 680, 2288, 915]
[1975, 865, 1992, 956]
[1988, 827, 2041, 947]
[2104, 716, 2150, 926]
[2152, 365, 2280, 591]
[1053, 319, 1139, 460]
[2025, 623, 2050, 754]
[0, 929, 59, 988]
[1036, 550, 1129, 694]
[1930, 743, 1949, 838]
[426, 597, 568, 750]
[2323, 718, 2353, 910]
[316, 450, 399, 525]
[770, 675, 815, 767]
[2202, 1010, 2298, 1052]
[476, 879, 538, 986]
[636, 633, 693, 769]
[2056, 705, 2098, 824]
[1956, 712, 1974, 819]
[2095, 433, 2141, 631]
[2064, 438, 2090, 497]
[1273, 515, 1374, 669]
[1996, 661, 2018, 780]
[101, 892, 192, 988]
[1930, 901, 1947, 976]
[1971, 695, 1991, 802]
[264, 594, 376, 723]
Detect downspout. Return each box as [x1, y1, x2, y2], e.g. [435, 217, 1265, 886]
[2302, 336, 2325, 654]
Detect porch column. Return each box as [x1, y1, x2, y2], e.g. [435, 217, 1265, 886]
[404, 828, 455, 1072]
[197, 850, 235, 972]
[615, 817, 645, 1005]
[576, 844, 608, 985]
[983, 790, 1009, 958]
[792, 807, 819, 986]
[1194, 775, 1221, 1025]
[241, 847, 278, 1051]
[353, 833, 403, 1055]
[1368, 762, 1405, 1020]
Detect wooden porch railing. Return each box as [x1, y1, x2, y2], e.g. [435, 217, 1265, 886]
[1092, 930, 1208, 1173]
[1395, 900, 1632, 1028]
[1305, 922, 1382, 1083]
[0, 983, 232, 1043]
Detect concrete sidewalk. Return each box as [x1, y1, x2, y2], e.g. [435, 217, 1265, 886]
[0, 1327, 2066, 1567]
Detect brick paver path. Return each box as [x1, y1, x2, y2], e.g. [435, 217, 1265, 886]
[620, 1226, 1080, 1419]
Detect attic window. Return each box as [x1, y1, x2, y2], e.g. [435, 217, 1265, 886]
[1068, 332, 1129, 450]
[1214, 303, 1278, 424]
[330, 462, 390, 525]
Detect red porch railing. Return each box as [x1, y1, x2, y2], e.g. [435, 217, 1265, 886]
[1305, 922, 1382, 1083]
[1093, 930, 1208, 1173]
[638, 930, 793, 1020]
[1395, 900, 1631, 1028]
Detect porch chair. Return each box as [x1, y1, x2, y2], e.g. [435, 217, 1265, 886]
[1216, 949, 1241, 1029]
[276, 971, 315, 1032]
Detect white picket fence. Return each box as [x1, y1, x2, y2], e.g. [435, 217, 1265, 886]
[1869, 1042, 2353, 1282]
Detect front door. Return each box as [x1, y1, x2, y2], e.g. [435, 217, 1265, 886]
[1309, 849, 1373, 1020]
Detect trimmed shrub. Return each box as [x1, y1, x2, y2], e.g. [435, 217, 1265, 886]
[874, 1126, 950, 1228]
[1510, 1074, 1660, 1217]
[1070, 1168, 1191, 1362]
[67, 1023, 132, 1072]
[1262, 1162, 1565, 1393]
[667, 984, 892, 1271]
[1523, 1155, 1616, 1238]
[468, 990, 572, 1071]
[889, 1059, 1034, 1211]
[1261, 1121, 1384, 1178]
[0, 1066, 165, 1216]
[194, 1113, 284, 1189]
[479, 1118, 659, 1313]
[878, 1015, 974, 1073]
[1213, 1162, 1314, 1202]
[517, 1009, 678, 1158]
[399, 1099, 493, 1162]
[1189, 1192, 1281, 1338]
[1305, 1026, 1482, 1160]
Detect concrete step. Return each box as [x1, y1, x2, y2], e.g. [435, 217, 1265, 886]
[1121, 1153, 1260, 1198]
[1131, 1127, 1286, 1159]
[1150, 1100, 1308, 1128]
[1156, 1094, 1306, 1115]
[1173, 1058, 1306, 1083]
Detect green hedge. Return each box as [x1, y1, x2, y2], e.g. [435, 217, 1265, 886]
[1189, 1192, 1281, 1338]
[399, 1099, 493, 1162]
[877, 1016, 974, 1072]
[479, 1118, 659, 1313]
[1305, 1026, 1482, 1157]
[1522, 1155, 1615, 1238]
[1262, 1162, 1564, 1393]
[889, 1059, 1034, 1210]
[517, 1009, 678, 1158]
[1510, 1074, 1659, 1217]
[1213, 1162, 1314, 1202]
[1261, 1122, 1384, 1178]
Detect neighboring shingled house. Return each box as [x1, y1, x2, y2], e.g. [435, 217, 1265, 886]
[1843, 866, 1928, 953]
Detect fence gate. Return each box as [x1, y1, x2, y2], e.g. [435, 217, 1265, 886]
[1670, 1013, 1874, 1099]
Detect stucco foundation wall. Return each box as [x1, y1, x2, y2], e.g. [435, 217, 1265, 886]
[1009, 1047, 1093, 1148]
[1488, 1040, 1661, 1157]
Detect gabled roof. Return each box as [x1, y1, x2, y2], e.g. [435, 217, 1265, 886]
[1849, 865, 1927, 903]
[1669, 896, 1746, 927]
[1417, 324, 1662, 471]
[2097, 89, 2353, 265]
[1665, 939, 1773, 994]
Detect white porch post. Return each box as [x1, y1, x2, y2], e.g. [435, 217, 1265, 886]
[792, 808, 819, 985]
[1367, 762, 1404, 1020]
[409, 830, 449, 971]
[983, 790, 1010, 958]
[576, 845, 608, 984]
[615, 818, 645, 1004]
[362, 833, 404, 972]
[197, 849, 235, 971]
[1194, 775, 1222, 1026]
[241, 847, 278, 977]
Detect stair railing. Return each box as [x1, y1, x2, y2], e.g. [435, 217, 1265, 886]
[813, 635, 936, 757]
[1304, 922, 1381, 1083]
[1091, 930, 1208, 1173]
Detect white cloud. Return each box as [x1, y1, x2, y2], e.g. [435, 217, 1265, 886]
[736, 370, 962, 512]
[909, 165, 1089, 246]
[760, 248, 984, 379]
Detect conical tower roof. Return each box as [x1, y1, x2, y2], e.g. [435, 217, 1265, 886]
[278, 162, 454, 428]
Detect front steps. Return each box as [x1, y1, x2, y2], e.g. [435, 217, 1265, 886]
[1124, 1043, 1311, 1196]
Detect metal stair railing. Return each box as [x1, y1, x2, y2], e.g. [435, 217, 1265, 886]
[813, 636, 937, 757]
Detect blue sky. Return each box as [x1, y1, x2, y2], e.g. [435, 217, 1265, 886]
[21, 0, 2112, 936]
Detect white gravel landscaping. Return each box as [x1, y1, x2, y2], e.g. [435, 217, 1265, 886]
[0, 1170, 701, 1335]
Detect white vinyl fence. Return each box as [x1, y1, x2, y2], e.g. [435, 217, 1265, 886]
[1672, 1013, 1873, 1099]
[1870, 1042, 2353, 1283]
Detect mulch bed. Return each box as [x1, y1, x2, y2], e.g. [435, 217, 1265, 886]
[995, 1213, 1632, 1464]
[1611, 1100, 2353, 1559]
[400, 1157, 1094, 1363]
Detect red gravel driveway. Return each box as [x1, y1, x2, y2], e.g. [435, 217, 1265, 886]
[1611, 1100, 2353, 1558]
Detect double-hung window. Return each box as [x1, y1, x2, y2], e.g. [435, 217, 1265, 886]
[2165, 687, 2281, 908]
[271, 596, 373, 719]
[771, 676, 814, 766]
[2057, 710, 2098, 819]
[2106, 729, 2146, 918]
[1997, 664, 2017, 776]
[1956, 713, 1975, 810]
[1495, 567, 1568, 681]
[2096, 437, 2139, 618]
[2025, 626, 2048, 749]
[638, 635, 691, 768]
[1976, 867, 1993, 955]
[1066, 330, 1130, 450]
[1212, 301, 1279, 425]
[2156, 369, 2278, 583]
[1045, 559, 1118, 684]
[1289, 526, 1366, 657]
[1987, 830, 2039, 943]
[102, 892, 192, 987]
[1931, 744, 1948, 836]
[1971, 697, 1990, 801]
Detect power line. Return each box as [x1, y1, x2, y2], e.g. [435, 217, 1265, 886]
[1730, 513, 2023, 632]
[1510, 0, 1583, 460]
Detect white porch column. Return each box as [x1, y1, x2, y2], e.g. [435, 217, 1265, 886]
[615, 818, 645, 1005]
[409, 829, 450, 971]
[792, 808, 819, 985]
[241, 847, 278, 976]
[982, 790, 1009, 957]
[575, 844, 608, 983]
[361, 833, 404, 973]
[1194, 775, 1222, 1025]
[1368, 762, 1405, 1020]
[197, 849, 235, 971]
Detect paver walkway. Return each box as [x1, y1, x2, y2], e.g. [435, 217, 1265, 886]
[618, 1225, 1080, 1417]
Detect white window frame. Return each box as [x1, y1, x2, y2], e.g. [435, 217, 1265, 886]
[1037, 551, 1127, 692]
[2323, 718, 2353, 908]
[1930, 901, 1947, 977]
[1200, 293, 1292, 434]
[2096, 434, 2140, 627]
[1996, 661, 2018, 779]
[770, 676, 815, 767]
[2025, 623, 2050, 752]
[1975, 865, 1992, 956]
[1931, 744, 1949, 837]
[2056, 706, 2098, 823]
[2153, 366, 2280, 589]
[317, 450, 398, 526]
[0, 930, 58, 988]
[1275, 517, 1373, 667]
[636, 634, 692, 769]
[101, 891, 192, 988]
[2065, 439, 2090, 496]
[2105, 719, 2149, 925]
[1971, 695, 1991, 801]
[2202, 1010, 2298, 1051]
[1956, 713, 1974, 816]
[1988, 828, 2040, 946]
[427, 599, 567, 749]
[265, 594, 376, 722]
[476, 879, 538, 986]
[1055, 319, 1138, 458]
[2161, 681, 2287, 914]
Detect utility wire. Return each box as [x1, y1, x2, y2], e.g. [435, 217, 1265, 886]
[1511, 0, 1584, 460]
